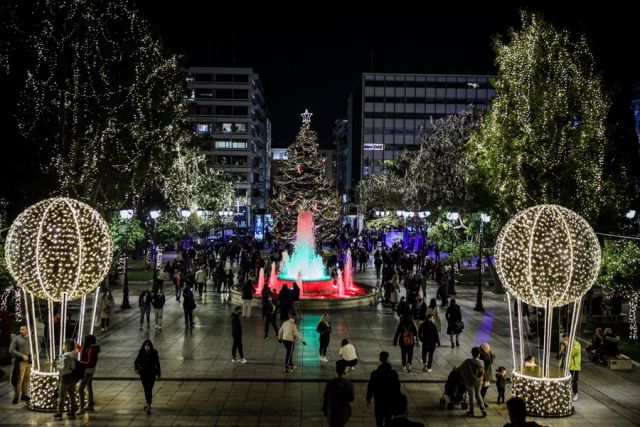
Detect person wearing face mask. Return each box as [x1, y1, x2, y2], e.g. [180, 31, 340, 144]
[134, 340, 161, 415]
[418, 313, 440, 373]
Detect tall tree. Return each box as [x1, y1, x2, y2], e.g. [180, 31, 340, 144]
[271, 110, 339, 242]
[404, 108, 481, 211]
[1, 0, 191, 214]
[468, 12, 609, 222]
[598, 240, 640, 340]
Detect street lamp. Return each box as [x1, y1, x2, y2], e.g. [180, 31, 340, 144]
[119, 209, 133, 309]
[149, 210, 161, 288]
[474, 213, 491, 312]
[446, 211, 459, 295]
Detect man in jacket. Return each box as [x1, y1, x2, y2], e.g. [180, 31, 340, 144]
[151, 289, 166, 331]
[138, 289, 152, 330]
[322, 360, 355, 427]
[231, 306, 247, 363]
[195, 265, 207, 297]
[458, 347, 486, 418]
[418, 313, 440, 372]
[277, 311, 306, 372]
[241, 279, 254, 317]
[367, 351, 401, 427]
[560, 334, 581, 401]
[182, 287, 197, 328]
[9, 324, 31, 404]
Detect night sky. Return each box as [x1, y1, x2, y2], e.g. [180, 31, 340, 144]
[139, 2, 639, 147]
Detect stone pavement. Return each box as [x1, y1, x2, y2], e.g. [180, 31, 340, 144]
[1, 264, 640, 426]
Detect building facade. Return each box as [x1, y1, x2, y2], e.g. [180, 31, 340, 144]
[345, 73, 496, 197]
[186, 67, 271, 229]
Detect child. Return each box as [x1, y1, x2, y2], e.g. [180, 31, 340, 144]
[495, 367, 508, 404]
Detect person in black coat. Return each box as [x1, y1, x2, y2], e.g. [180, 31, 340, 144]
[418, 313, 440, 372]
[367, 351, 401, 427]
[182, 287, 196, 327]
[445, 298, 463, 348]
[134, 340, 161, 415]
[262, 287, 278, 339]
[231, 306, 246, 363]
[279, 284, 291, 322]
[241, 280, 254, 317]
[393, 314, 418, 372]
[322, 360, 355, 427]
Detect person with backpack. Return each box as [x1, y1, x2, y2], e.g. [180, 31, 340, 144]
[322, 360, 355, 427]
[393, 313, 418, 372]
[76, 334, 100, 415]
[54, 339, 79, 420]
[445, 298, 463, 348]
[134, 339, 161, 415]
[317, 313, 332, 362]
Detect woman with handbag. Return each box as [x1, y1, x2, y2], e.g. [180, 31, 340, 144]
[445, 298, 463, 348]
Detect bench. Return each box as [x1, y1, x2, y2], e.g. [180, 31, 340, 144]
[607, 354, 633, 370]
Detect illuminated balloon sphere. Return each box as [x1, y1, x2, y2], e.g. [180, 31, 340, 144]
[5, 197, 113, 301]
[495, 204, 600, 308]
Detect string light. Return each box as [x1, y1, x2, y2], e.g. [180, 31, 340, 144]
[0, 286, 23, 321]
[495, 204, 600, 308]
[511, 370, 573, 417]
[271, 110, 339, 242]
[5, 197, 113, 301]
[467, 12, 609, 222]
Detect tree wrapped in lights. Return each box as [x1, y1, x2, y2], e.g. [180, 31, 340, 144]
[162, 146, 235, 220]
[598, 240, 640, 340]
[495, 204, 601, 417]
[468, 12, 609, 222]
[404, 108, 481, 211]
[271, 110, 339, 242]
[2, 0, 191, 213]
[5, 197, 112, 411]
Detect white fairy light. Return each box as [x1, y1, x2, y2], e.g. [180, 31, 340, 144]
[495, 204, 601, 308]
[5, 197, 113, 301]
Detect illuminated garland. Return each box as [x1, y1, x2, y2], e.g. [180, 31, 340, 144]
[271, 110, 339, 242]
[511, 370, 573, 417]
[5, 198, 113, 301]
[495, 204, 600, 308]
[27, 371, 79, 412]
[0, 286, 23, 321]
[468, 12, 609, 222]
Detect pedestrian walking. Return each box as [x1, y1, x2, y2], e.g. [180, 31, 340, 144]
[241, 279, 254, 317]
[393, 314, 418, 372]
[262, 287, 279, 339]
[426, 299, 441, 333]
[54, 339, 79, 420]
[338, 339, 358, 372]
[317, 313, 332, 362]
[388, 393, 425, 427]
[182, 287, 196, 327]
[99, 290, 114, 331]
[9, 324, 31, 405]
[277, 311, 306, 373]
[134, 339, 161, 415]
[445, 298, 463, 348]
[479, 343, 496, 405]
[138, 289, 152, 330]
[322, 360, 355, 427]
[459, 347, 486, 418]
[231, 306, 247, 363]
[151, 289, 166, 330]
[418, 313, 440, 372]
[173, 271, 184, 302]
[76, 334, 100, 415]
[366, 351, 401, 427]
[195, 265, 207, 297]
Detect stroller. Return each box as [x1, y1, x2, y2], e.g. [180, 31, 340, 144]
[440, 367, 468, 410]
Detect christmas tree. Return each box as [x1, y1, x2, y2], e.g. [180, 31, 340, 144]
[271, 110, 339, 243]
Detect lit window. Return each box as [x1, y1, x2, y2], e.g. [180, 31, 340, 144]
[196, 123, 210, 133]
[222, 123, 233, 133]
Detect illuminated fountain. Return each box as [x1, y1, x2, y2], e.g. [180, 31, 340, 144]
[233, 210, 375, 309]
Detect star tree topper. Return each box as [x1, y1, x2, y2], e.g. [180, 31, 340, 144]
[301, 109, 313, 124]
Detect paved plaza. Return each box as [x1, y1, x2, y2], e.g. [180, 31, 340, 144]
[1, 264, 640, 426]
